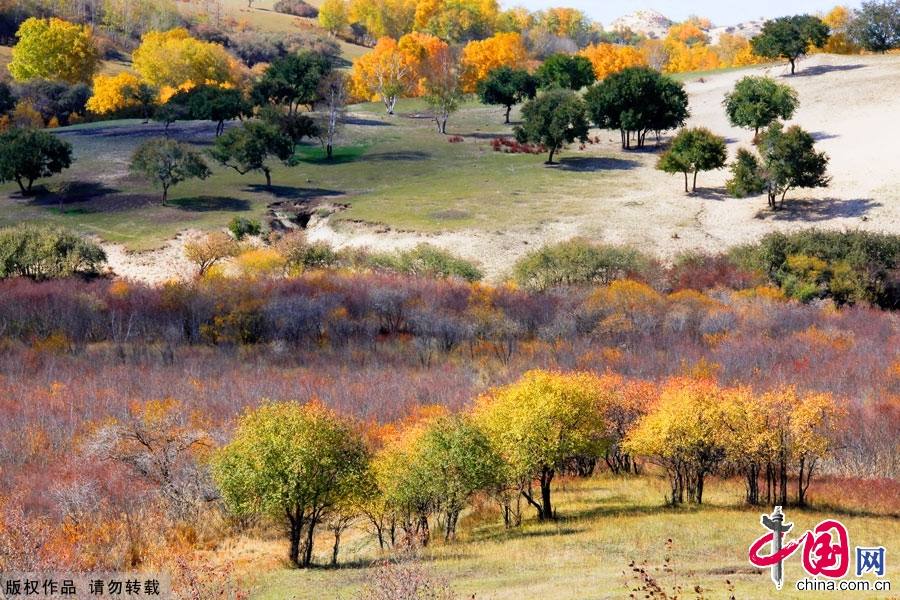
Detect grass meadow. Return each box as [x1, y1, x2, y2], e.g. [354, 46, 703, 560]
[241, 474, 900, 599]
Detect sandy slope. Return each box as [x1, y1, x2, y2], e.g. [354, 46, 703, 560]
[107, 53, 900, 283]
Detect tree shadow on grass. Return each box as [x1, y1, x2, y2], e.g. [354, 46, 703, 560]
[363, 150, 431, 162]
[555, 157, 640, 172]
[169, 196, 252, 212]
[245, 185, 345, 202]
[810, 131, 839, 141]
[790, 64, 865, 77]
[754, 197, 881, 222]
[25, 181, 119, 205]
[691, 187, 729, 201]
[345, 115, 393, 127]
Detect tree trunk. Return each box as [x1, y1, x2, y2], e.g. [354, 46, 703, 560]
[264, 167, 272, 187]
[326, 143, 333, 159]
[162, 184, 169, 205]
[683, 171, 689, 193]
[302, 517, 317, 567]
[540, 467, 554, 520]
[505, 105, 511, 124]
[547, 147, 556, 164]
[287, 506, 304, 567]
[789, 58, 796, 75]
[15, 178, 27, 194]
[331, 529, 341, 566]
[692, 169, 699, 192]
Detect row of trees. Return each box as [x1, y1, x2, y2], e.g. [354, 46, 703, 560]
[211, 370, 842, 567]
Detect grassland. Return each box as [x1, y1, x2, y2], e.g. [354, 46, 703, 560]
[234, 474, 899, 599]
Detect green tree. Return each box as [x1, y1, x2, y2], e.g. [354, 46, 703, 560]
[534, 53, 596, 90]
[477, 66, 537, 124]
[849, 1, 900, 52]
[130, 139, 211, 204]
[723, 76, 799, 138]
[0, 225, 106, 280]
[422, 50, 464, 135]
[8, 17, 100, 84]
[585, 67, 689, 150]
[169, 86, 250, 136]
[513, 88, 589, 164]
[319, 0, 349, 35]
[413, 416, 503, 541]
[0, 82, 17, 115]
[751, 15, 830, 75]
[726, 122, 830, 209]
[657, 127, 727, 193]
[252, 51, 333, 114]
[210, 121, 294, 187]
[0, 128, 72, 194]
[212, 401, 368, 568]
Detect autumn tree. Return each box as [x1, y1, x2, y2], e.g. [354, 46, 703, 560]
[657, 127, 727, 193]
[87, 73, 159, 121]
[580, 43, 648, 80]
[849, 0, 900, 52]
[210, 121, 294, 187]
[319, 0, 349, 35]
[477, 66, 536, 124]
[0, 128, 72, 194]
[130, 138, 211, 204]
[514, 89, 589, 164]
[212, 401, 368, 567]
[535, 53, 596, 90]
[414, 0, 499, 42]
[351, 37, 414, 114]
[8, 17, 100, 84]
[420, 44, 463, 134]
[821, 5, 860, 53]
[624, 378, 727, 505]
[473, 370, 610, 521]
[726, 122, 830, 209]
[132, 28, 242, 91]
[724, 76, 799, 138]
[347, 0, 416, 39]
[252, 51, 332, 115]
[585, 67, 689, 149]
[751, 15, 830, 74]
[183, 231, 240, 277]
[460, 32, 528, 93]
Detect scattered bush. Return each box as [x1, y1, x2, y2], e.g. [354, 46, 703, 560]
[228, 217, 262, 241]
[513, 239, 650, 291]
[273, 0, 319, 18]
[0, 225, 106, 280]
[368, 245, 482, 282]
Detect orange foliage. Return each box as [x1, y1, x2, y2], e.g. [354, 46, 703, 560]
[580, 43, 648, 79]
[460, 32, 528, 93]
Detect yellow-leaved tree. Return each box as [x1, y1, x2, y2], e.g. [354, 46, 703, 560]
[132, 28, 243, 91]
[472, 370, 612, 521]
[414, 0, 499, 42]
[348, 0, 417, 39]
[9, 17, 100, 84]
[821, 5, 860, 54]
[86, 72, 157, 120]
[460, 32, 528, 93]
[624, 377, 728, 505]
[580, 43, 648, 80]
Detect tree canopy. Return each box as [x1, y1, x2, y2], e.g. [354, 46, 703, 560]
[476, 66, 536, 124]
[212, 401, 368, 567]
[9, 17, 100, 84]
[727, 122, 830, 209]
[534, 53, 596, 90]
[849, 0, 900, 52]
[657, 127, 727, 193]
[751, 15, 830, 74]
[210, 121, 294, 187]
[252, 51, 333, 115]
[723, 76, 799, 137]
[584, 67, 689, 149]
[514, 88, 589, 164]
[0, 128, 73, 194]
[130, 138, 211, 204]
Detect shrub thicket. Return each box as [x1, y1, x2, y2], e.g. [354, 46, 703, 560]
[0, 225, 106, 280]
[512, 239, 651, 291]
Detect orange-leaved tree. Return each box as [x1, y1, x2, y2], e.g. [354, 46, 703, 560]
[580, 43, 648, 80]
[351, 36, 416, 113]
[460, 32, 528, 93]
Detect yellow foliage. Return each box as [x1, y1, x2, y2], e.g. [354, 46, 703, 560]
[580, 43, 648, 80]
[10, 101, 44, 128]
[9, 17, 100, 84]
[714, 33, 765, 67]
[460, 32, 528, 93]
[348, 0, 417, 39]
[236, 248, 287, 278]
[350, 37, 415, 106]
[820, 6, 860, 54]
[86, 72, 143, 115]
[132, 28, 242, 91]
[667, 21, 710, 46]
[663, 39, 720, 73]
[397, 31, 450, 95]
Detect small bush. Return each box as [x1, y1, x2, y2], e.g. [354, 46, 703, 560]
[228, 217, 262, 240]
[490, 137, 545, 154]
[273, 0, 319, 18]
[0, 225, 106, 280]
[513, 239, 650, 291]
[368, 244, 482, 282]
[732, 230, 900, 308]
